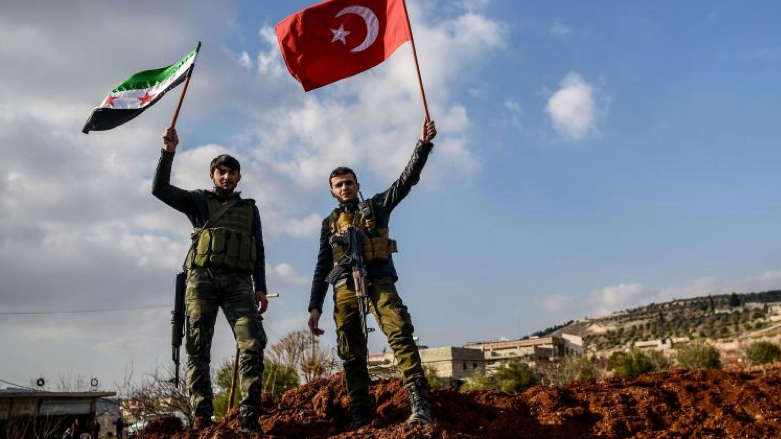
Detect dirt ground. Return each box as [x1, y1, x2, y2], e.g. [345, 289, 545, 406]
[138, 367, 781, 439]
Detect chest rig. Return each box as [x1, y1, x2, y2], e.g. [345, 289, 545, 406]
[185, 192, 257, 273]
[328, 199, 397, 264]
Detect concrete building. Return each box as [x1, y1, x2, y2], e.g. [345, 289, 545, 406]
[369, 334, 584, 387]
[0, 389, 115, 439]
[465, 334, 584, 371]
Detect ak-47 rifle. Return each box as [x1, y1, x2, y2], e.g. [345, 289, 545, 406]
[170, 271, 187, 386]
[326, 209, 374, 343]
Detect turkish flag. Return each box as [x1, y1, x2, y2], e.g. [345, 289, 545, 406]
[276, 0, 412, 91]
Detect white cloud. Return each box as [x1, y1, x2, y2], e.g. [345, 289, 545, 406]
[550, 20, 572, 39]
[256, 26, 286, 77]
[238, 51, 252, 69]
[504, 97, 523, 129]
[535, 294, 576, 312]
[271, 262, 310, 286]
[459, 0, 492, 12]
[545, 72, 600, 141]
[589, 283, 655, 315]
[277, 214, 323, 238]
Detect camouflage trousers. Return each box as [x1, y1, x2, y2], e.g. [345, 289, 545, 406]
[185, 267, 267, 417]
[333, 276, 427, 409]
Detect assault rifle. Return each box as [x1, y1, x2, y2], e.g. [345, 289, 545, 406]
[326, 224, 374, 343]
[170, 271, 187, 386]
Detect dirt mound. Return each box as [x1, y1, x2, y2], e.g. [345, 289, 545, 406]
[138, 369, 781, 439]
[140, 416, 184, 435]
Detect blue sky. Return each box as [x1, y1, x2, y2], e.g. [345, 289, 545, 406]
[2, 0, 781, 388]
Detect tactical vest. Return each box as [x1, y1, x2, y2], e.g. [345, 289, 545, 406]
[185, 193, 257, 273]
[328, 200, 397, 263]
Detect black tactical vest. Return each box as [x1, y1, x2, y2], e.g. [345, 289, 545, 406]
[328, 200, 397, 263]
[185, 192, 257, 273]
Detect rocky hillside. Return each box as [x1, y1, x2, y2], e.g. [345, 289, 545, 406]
[549, 290, 781, 350]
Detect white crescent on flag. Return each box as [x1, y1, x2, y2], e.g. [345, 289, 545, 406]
[335, 6, 380, 53]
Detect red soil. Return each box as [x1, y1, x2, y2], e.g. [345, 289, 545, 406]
[139, 368, 781, 439]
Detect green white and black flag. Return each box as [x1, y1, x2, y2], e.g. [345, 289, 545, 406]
[82, 42, 201, 134]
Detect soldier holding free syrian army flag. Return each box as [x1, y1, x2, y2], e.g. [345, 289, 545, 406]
[83, 43, 269, 434]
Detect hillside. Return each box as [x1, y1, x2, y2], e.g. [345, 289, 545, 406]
[549, 290, 781, 350]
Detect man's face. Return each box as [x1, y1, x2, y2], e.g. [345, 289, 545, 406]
[211, 165, 241, 192]
[330, 173, 359, 203]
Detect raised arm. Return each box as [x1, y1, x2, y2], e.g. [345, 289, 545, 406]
[377, 119, 437, 211]
[151, 128, 199, 216]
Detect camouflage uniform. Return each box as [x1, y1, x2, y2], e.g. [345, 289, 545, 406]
[152, 150, 267, 418]
[185, 268, 266, 416]
[309, 140, 433, 413]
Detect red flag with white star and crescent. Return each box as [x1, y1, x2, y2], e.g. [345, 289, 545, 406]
[275, 0, 412, 91]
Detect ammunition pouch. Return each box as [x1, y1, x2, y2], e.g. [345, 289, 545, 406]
[332, 229, 396, 263]
[187, 227, 256, 273]
[325, 263, 348, 285]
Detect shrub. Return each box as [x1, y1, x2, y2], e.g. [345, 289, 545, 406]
[424, 365, 446, 389]
[493, 360, 539, 394]
[459, 369, 497, 392]
[607, 349, 655, 378]
[746, 340, 781, 366]
[647, 350, 671, 371]
[676, 342, 722, 370]
[560, 354, 599, 383]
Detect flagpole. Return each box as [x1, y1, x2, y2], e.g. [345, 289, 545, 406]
[401, 0, 431, 121]
[169, 64, 195, 129]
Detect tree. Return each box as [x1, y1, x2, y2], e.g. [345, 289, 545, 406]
[212, 357, 299, 419]
[269, 329, 333, 382]
[115, 363, 191, 425]
[607, 349, 655, 378]
[746, 340, 781, 366]
[493, 360, 539, 394]
[676, 342, 722, 370]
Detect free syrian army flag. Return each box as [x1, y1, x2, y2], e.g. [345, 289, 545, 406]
[82, 42, 201, 134]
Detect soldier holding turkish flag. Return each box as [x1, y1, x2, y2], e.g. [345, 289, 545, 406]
[278, 0, 438, 428]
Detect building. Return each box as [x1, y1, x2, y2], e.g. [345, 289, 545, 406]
[0, 389, 115, 439]
[368, 334, 584, 388]
[465, 334, 584, 371]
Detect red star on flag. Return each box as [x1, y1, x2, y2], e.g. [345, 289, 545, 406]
[102, 94, 116, 107]
[139, 92, 155, 106]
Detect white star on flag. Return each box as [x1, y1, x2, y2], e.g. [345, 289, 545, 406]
[330, 24, 350, 44]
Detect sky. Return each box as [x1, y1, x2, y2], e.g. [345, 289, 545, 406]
[2, 0, 781, 390]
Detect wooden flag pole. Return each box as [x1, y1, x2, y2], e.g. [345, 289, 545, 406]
[169, 65, 195, 129]
[401, 0, 431, 121]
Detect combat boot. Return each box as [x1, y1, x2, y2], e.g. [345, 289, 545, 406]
[239, 409, 263, 434]
[192, 416, 213, 431]
[348, 405, 373, 429]
[404, 380, 432, 425]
